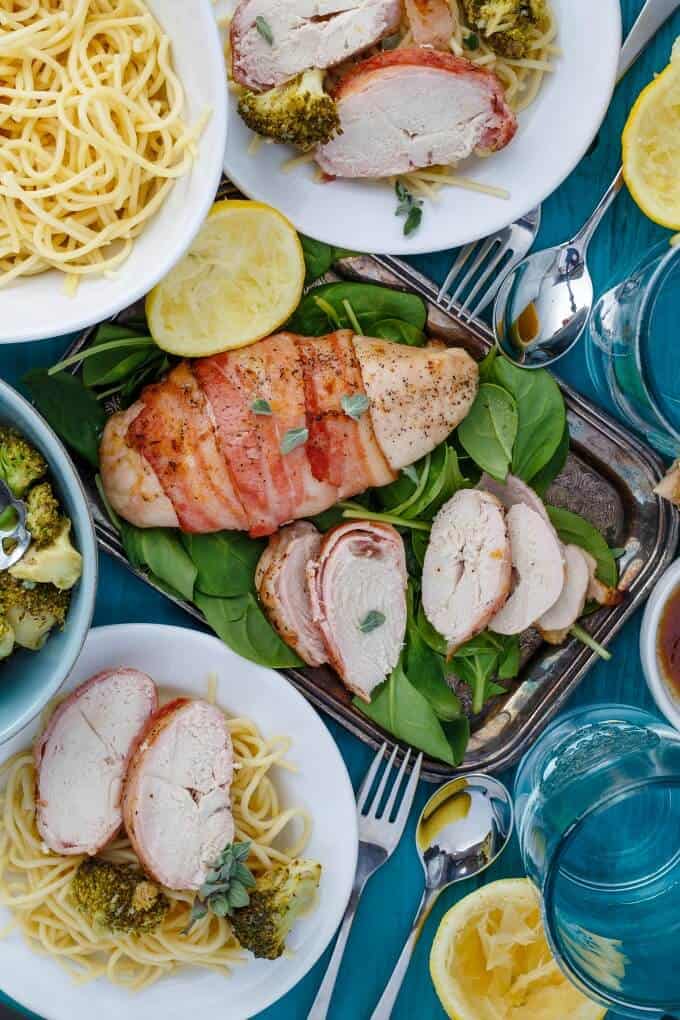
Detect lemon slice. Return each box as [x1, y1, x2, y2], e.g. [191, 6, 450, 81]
[146, 200, 305, 357]
[430, 879, 606, 1020]
[623, 38, 680, 230]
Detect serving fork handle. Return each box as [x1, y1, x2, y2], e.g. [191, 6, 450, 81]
[306, 878, 368, 1020]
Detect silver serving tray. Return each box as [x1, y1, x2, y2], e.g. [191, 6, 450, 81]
[61, 222, 678, 782]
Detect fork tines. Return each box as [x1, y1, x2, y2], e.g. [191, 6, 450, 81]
[357, 743, 423, 851]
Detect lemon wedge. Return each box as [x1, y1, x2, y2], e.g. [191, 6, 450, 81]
[146, 200, 305, 357]
[623, 39, 680, 230]
[430, 879, 606, 1020]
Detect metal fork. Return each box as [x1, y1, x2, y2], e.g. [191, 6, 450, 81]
[307, 743, 423, 1020]
[437, 206, 541, 322]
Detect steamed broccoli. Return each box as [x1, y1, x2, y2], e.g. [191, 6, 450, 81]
[0, 573, 69, 651]
[0, 427, 47, 498]
[237, 70, 341, 150]
[72, 859, 170, 935]
[24, 482, 63, 548]
[461, 0, 547, 58]
[11, 519, 82, 591]
[0, 617, 14, 660]
[230, 859, 322, 960]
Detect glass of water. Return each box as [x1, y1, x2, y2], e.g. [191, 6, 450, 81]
[587, 241, 680, 458]
[514, 704, 680, 1017]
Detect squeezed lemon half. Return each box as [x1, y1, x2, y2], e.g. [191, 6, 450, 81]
[623, 38, 680, 230]
[429, 879, 607, 1020]
[146, 200, 305, 357]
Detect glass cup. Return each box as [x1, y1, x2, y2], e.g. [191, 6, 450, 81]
[587, 242, 680, 458]
[514, 704, 680, 1017]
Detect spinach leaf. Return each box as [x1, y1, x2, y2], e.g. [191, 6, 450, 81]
[405, 595, 461, 722]
[530, 420, 569, 496]
[450, 631, 519, 714]
[411, 530, 429, 569]
[546, 506, 618, 587]
[458, 383, 518, 481]
[477, 347, 498, 383]
[354, 661, 463, 765]
[181, 532, 265, 597]
[194, 591, 303, 669]
[373, 319, 426, 347]
[492, 358, 566, 481]
[300, 236, 334, 284]
[288, 283, 427, 336]
[82, 325, 156, 388]
[416, 601, 448, 655]
[452, 652, 498, 715]
[120, 524, 197, 601]
[23, 368, 106, 467]
[407, 444, 467, 521]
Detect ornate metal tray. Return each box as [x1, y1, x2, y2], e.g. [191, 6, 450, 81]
[61, 235, 678, 782]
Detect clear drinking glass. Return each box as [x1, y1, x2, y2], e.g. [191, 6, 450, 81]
[587, 242, 680, 458]
[514, 704, 680, 1018]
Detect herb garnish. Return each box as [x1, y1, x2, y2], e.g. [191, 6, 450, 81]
[341, 393, 370, 421]
[395, 181, 423, 237]
[251, 398, 273, 415]
[359, 610, 386, 634]
[255, 15, 274, 44]
[280, 426, 309, 454]
[464, 32, 480, 50]
[186, 842, 255, 932]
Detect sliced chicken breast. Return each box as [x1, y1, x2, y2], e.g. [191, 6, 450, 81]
[404, 0, 456, 49]
[231, 0, 402, 91]
[35, 670, 158, 856]
[308, 521, 407, 701]
[489, 504, 565, 635]
[316, 48, 517, 178]
[123, 699, 234, 891]
[581, 549, 624, 608]
[256, 522, 327, 667]
[478, 472, 553, 526]
[354, 338, 478, 470]
[537, 543, 590, 640]
[422, 489, 511, 653]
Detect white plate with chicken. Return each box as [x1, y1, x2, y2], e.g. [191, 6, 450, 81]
[0, 624, 358, 1020]
[219, 0, 621, 253]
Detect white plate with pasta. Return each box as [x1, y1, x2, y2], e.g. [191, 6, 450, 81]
[219, 0, 621, 254]
[0, 624, 358, 1020]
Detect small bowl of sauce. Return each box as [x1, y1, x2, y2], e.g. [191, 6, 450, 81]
[641, 560, 680, 730]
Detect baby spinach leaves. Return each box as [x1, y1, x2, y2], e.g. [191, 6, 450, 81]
[181, 532, 265, 597]
[547, 506, 618, 587]
[121, 524, 197, 602]
[23, 369, 106, 468]
[458, 383, 518, 481]
[195, 591, 303, 669]
[491, 357, 566, 481]
[450, 632, 521, 715]
[288, 282, 427, 337]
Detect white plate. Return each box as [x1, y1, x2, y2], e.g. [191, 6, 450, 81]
[221, 0, 621, 255]
[0, 624, 358, 1020]
[1, 0, 227, 344]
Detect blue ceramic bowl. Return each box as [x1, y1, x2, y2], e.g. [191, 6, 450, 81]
[0, 379, 97, 743]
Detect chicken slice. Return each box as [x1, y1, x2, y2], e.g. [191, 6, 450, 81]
[316, 48, 517, 178]
[35, 669, 158, 856]
[404, 0, 455, 49]
[354, 337, 478, 469]
[478, 471, 553, 526]
[231, 0, 402, 91]
[422, 489, 511, 653]
[489, 504, 565, 635]
[256, 522, 327, 667]
[308, 521, 407, 701]
[537, 543, 589, 641]
[123, 699, 234, 891]
[581, 549, 624, 608]
[100, 403, 179, 529]
[297, 331, 395, 497]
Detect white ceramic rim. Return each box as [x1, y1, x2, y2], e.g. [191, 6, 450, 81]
[640, 557, 680, 731]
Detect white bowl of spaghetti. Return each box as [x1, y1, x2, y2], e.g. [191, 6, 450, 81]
[0, 0, 227, 344]
[0, 623, 358, 1020]
[219, 0, 621, 255]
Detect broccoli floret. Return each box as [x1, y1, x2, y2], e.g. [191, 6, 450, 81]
[230, 859, 321, 960]
[237, 70, 341, 151]
[24, 482, 63, 548]
[461, 0, 547, 58]
[72, 859, 170, 935]
[11, 519, 82, 591]
[0, 617, 14, 660]
[0, 573, 69, 651]
[0, 427, 47, 498]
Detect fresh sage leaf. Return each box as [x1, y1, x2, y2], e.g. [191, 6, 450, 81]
[546, 506, 618, 587]
[458, 383, 518, 481]
[255, 15, 273, 43]
[281, 427, 309, 455]
[251, 398, 273, 416]
[22, 369, 106, 468]
[359, 610, 386, 634]
[341, 393, 370, 421]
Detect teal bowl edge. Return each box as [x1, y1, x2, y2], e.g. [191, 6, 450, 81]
[0, 378, 98, 744]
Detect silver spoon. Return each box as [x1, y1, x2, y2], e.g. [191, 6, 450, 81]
[0, 480, 31, 570]
[369, 773, 514, 1020]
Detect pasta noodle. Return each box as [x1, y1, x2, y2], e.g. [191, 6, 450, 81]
[0, 0, 201, 289]
[0, 710, 311, 992]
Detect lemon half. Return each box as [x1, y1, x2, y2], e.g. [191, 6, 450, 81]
[430, 879, 606, 1020]
[146, 200, 305, 357]
[623, 38, 680, 230]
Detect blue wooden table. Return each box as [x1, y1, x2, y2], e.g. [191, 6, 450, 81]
[1, 3, 678, 1017]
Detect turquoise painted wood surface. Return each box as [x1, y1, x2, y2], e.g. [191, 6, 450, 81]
[1, 2, 679, 1017]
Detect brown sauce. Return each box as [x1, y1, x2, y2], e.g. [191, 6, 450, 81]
[658, 584, 680, 696]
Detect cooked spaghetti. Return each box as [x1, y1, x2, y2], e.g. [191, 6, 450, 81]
[0, 0, 201, 289]
[0, 712, 311, 991]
